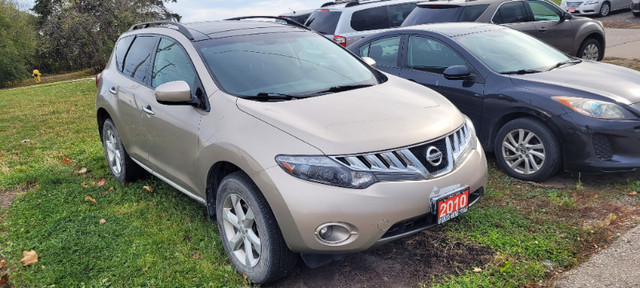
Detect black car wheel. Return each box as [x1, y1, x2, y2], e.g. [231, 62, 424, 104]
[494, 118, 561, 182]
[101, 118, 142, 182]
[598, 2, 610, 17]
[216, 172, 297, 284]
[577, 38, 603, 61]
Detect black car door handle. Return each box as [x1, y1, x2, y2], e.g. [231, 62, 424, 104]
[142, 105, 155, 115]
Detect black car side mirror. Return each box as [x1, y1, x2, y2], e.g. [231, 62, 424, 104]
[561, 12, 573, 22]
[444, 65, 471, 80]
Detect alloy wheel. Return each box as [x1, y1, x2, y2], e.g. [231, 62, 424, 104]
[222, 193, 261, 268]
[581, 44, 600, 61]
[104, 128, 123, 176]
[501, 128, 546, 175]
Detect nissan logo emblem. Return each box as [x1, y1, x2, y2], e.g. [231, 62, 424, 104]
[426, 146, 443, 166]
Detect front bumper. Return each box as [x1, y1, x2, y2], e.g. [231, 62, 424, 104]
[632, 1, 640, 13]
[558, 114, 640, 173]
[562, 2, 601, 15]
[259, 139, 487, 254]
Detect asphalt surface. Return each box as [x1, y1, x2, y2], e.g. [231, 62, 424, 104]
[604, 28, 640, 58]
[552, 26, 640, 288]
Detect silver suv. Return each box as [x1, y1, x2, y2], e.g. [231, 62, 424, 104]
[95, 18, 487, 284]
[304, 0, 421, 46]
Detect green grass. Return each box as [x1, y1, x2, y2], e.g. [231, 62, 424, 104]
[1, 73, 640, 287]
[0, 80, 246, 287]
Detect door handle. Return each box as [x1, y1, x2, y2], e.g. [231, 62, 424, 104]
[109, 87, 117, 94]
[142, 105, 155, 115]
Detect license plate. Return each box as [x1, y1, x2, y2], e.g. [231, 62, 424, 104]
[568, 8, 576, 12]
[432, 187, 469, 224]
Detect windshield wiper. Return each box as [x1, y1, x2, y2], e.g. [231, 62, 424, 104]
[501, 69, 543, 75]
[546, 59, 582, 71]
[254, 92, 301, 102]
[316, 84, 374, 94]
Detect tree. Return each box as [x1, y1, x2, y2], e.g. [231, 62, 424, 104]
[0, 0, 37, 87]
[33, 0, 179, 73]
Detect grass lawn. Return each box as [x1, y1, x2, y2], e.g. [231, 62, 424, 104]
[0, 65, 639, 287]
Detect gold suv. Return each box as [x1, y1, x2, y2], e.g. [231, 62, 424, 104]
[95, 18, 488, 284]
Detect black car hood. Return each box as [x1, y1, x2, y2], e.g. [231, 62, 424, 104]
[509, 61, 640, 107]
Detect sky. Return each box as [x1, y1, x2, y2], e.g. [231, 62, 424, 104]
[16, 0, 329, 22]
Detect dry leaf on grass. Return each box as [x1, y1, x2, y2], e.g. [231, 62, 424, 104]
[143, 186, 154, 193]
[85, 196, 97, 204]
[81, 182, 89, 188]
[99, 219, 106, 224]
[193, 252, 199, 259]
[95, 178, 107, 187]
[74, 167, 88, 174]
[629, 191, 637, 196]
[0, 259, 5, 268]
[60, 157, 72, 165]
[20, 250, 38, 266]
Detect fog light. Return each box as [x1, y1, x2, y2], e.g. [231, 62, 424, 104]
[315, 223, 354, 245]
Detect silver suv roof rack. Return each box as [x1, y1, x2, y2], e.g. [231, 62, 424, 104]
[129, 21, 194, 40]
[321, 0, 391, 8]
[225, 16, 310, 30]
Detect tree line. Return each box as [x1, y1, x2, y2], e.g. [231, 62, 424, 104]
[0, 0, 179, 87]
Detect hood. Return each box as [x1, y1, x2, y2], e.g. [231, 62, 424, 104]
[509, 61, 640, 107]
[236, 75, 464, 155]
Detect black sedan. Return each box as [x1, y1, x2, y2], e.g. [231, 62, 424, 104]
[347, 23, 640, 181]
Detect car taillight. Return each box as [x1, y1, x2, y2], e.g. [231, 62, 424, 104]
[333, 35, 346, 47]
[96, 73, 102, 87]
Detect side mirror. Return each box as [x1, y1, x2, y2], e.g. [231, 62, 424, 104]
[155, 81, 192, 104]
[362, 56, 377, 68]
[443, 65, 471, 80]
[561, 12, 573, 21]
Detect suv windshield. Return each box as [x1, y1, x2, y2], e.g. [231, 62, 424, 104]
[199, 31, 379, 98]
[305, 10, 341, 34]
[402, 4, 489, 26]
[454, 28, 569, 74]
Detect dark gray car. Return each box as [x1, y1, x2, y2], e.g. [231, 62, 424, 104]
[401, 0, 606, 61]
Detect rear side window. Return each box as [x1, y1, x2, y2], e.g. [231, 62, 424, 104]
[114, 36, 134, 72]
[123, 36, 157, 83]
[358, 36, 401, 67]
[401, 6, 465, 26]
[351, 3, 417, 31]
[460, 5, 490, 21]
[305, 10, 341, 34]
[492, 2, 529, 24]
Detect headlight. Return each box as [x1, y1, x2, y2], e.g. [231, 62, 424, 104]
[552, 97, 635, 119]
[585, 0, 598, 4]
[275, 155, 377, 189]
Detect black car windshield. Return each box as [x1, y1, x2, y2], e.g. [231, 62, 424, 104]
[199, 31, 379, 98]
[453, 28, 570, 74]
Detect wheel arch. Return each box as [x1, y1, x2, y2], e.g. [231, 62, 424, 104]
[204, 161, 242, 221]
[96, 107, 111, 140]
[488, 110, 564, 159]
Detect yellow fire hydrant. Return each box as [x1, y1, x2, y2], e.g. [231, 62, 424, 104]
[32, 69, 41, 83]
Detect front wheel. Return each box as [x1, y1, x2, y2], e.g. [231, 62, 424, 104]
[215, 172, 297, 284]
[598, 2, 610, 17]
[494, 118, 561, 182]
[633, 11, 640, 17]
[577, 38, 603, 61]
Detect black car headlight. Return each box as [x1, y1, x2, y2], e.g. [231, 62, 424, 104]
[276, 155, 378, 189]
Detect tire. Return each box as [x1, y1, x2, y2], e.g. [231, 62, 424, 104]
[101, 118, 142, 182]
[577, 38, 603, 61]
[216, 172, 297, 284]
[633, 11, 640, 17]
[598, 2, 610, 17]
[493, 118, 561, 182]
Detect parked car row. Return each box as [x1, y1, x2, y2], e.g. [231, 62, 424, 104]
[95, 0, 640, 285]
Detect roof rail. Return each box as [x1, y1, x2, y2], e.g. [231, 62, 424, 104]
[225, 16, 310, 31]
[321, 0, 357, 7]
[129, 21, 194, 40]
[321, 0, 392, 7]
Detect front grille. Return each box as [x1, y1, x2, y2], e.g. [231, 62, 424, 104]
[566, 2, 582, 8]
[593, 133, 613, 161]
[332, 121, 472, 180]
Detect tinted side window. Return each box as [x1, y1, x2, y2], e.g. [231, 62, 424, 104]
[401, 6, 464, 26]
[460, 5, 490, 21]
[114, 36, 134, 72]
[351, 6, 388, 31]
[528, 0, 561, 21]
[388, 3, 418, 27]
[123, 36, 157, 83]
[305, 10, 341, 34]
[492, 2, 529, 24]
[358, 36, 401, 67]
[407, 36, 465, 74]
[152, 38, 197, 90]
